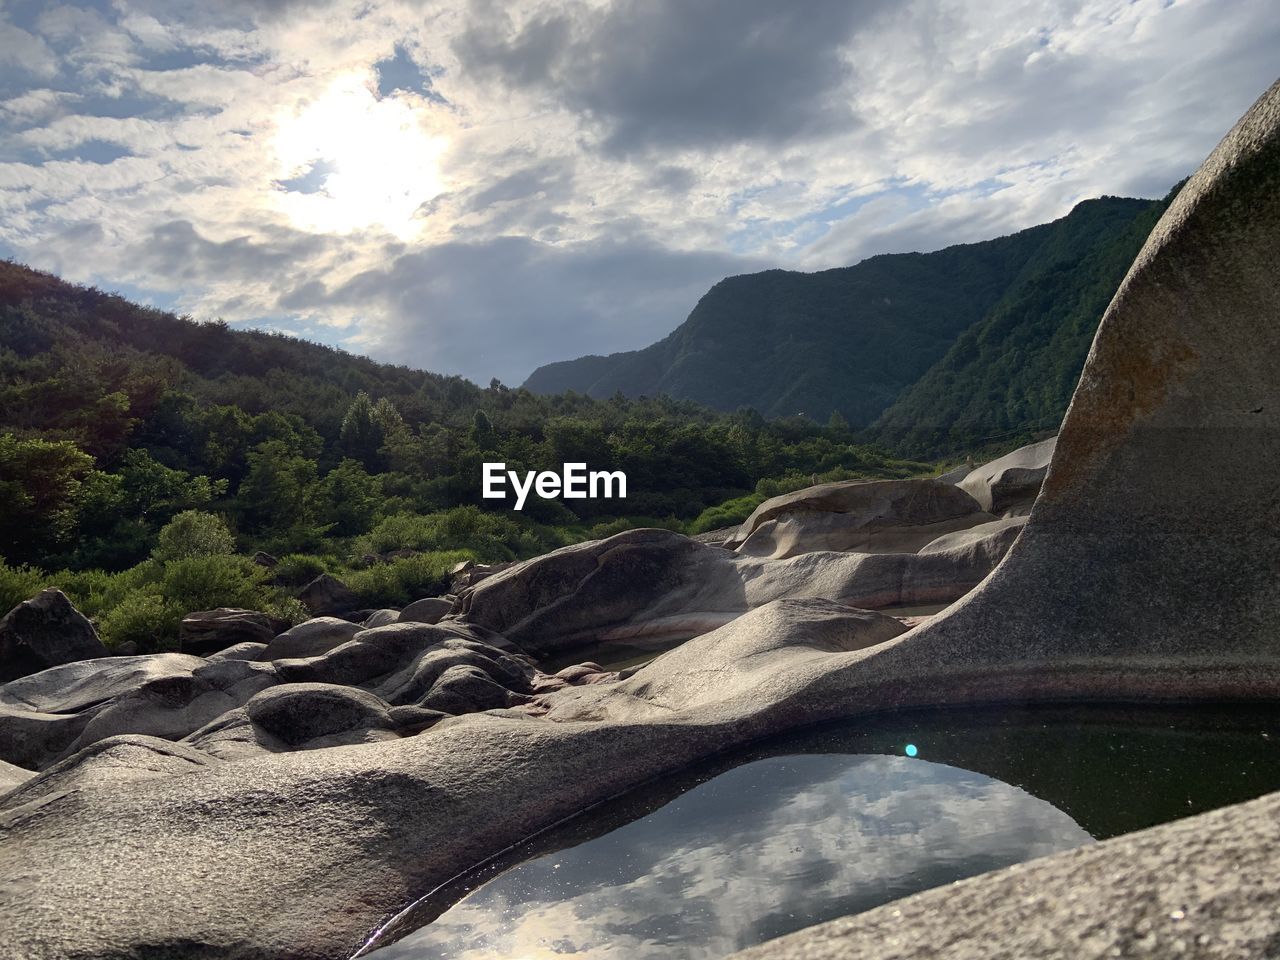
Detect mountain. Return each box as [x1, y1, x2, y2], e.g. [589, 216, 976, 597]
[867, 188, 1177, 457]
[523, 196, 1164, 430]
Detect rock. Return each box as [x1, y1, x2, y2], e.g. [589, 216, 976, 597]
[958, 436, 1057, 515]
[917, 515, 1027, 563]
[260, 617, 362, 660]
[0, 589, 109, 682]
[397, 596, 454, 625]
[450, 559, 475, 576]
[0, 735, 217, 817]
[114, 640, 139, 656]
[362, 608, 400, 628]
[457, 527, 1013, 656]
[727, 477, 989, 559]
[296, 573, 359, 616]
[251, 551, 278, 567]
[241, 683, 397, 746]
[178, 608, 287, 656]
[936, 463, 972, 485]
[0, 756, 32, 795]
[205, 641, 267, 662]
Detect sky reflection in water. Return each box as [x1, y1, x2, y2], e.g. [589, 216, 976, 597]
[368, 754, 1091, 960]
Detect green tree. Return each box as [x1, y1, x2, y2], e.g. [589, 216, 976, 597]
[152, 510, 236, 562]
[0, 434, 95, 562]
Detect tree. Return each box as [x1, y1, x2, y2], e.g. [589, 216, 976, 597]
[152, 510, 236, 562]
[0, 434, 95, 562]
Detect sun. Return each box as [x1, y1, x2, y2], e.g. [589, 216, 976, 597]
[272, 72, 448, 239]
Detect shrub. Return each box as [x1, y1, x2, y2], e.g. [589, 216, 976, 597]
[0, 558, 48, 614]
[688, 495, 765, 534]
[152, 510, 236, 563]
[97, 593, 183, 651]
[343, 550, 474, 608]
[159, 554, 270, 613]
[272, 553, 328, 588]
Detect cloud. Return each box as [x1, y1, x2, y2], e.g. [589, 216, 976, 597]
[368, 754, 1092, 960]
[297, 234, 762, 385]
[455, 0, 894, 156]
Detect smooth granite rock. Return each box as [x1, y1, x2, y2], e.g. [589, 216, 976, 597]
[456, 527, 1014, 655]
[3, 75, 1280, 960]
[260, 617, 362, 660]
[179, 608, 287, 656]
[396, 597, 454, 625]
[0, 589, 108, 682]
[958, 436, 1058, 515]
[727, 477, 988, 558]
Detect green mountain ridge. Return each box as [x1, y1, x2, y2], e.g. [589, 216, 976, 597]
[523, 194, 1171, 442]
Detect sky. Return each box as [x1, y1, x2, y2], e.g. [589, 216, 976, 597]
[0, 0, 1277, 387]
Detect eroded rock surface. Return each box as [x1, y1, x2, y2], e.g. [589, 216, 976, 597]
[958, 436, 1057, 515]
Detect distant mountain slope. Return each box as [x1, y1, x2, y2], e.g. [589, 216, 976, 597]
[523, 196, 1162, 428]
[869, 186, 1178, 458]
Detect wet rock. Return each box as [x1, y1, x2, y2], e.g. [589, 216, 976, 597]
[296, 573, 359, 616]
[178, 608, 287, 656]
[397, 596, 454, 625]
[958, 436, 1057, 515]
[260, 617, 362, 660]
[0, 589, 109, 682]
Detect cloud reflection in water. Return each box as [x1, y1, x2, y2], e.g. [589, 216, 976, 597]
[369, 754, 1092, 959]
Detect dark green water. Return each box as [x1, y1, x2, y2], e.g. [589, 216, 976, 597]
[360, 704, 1280, 960]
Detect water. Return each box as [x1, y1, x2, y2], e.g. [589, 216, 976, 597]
[360, 704, 1280, 960]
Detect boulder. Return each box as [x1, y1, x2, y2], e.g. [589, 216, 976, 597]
[205, 641, 267, 662]
[296, 574, 359, 616]
[178, 608, 287, 656]
[958, 436, 1057, 515]
[0, 589, 108, 682]
[251, 551, 278, 568]
[362, 608, 400, 628]
[726, 477, 987, 559]
[260, 617, 362, 660]
[397, 596, 454, 625]
[457, 527, 1014, 656]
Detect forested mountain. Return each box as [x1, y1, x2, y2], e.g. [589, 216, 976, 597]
[523, 196, 1165, 428]
[868, 187, 1178, 457]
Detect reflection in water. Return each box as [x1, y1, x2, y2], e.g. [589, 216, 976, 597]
[366, 754, 1092, 960]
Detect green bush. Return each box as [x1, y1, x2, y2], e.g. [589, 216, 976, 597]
[353, 507, 562, 563]
[272, 553, 328, 588]
[0, 558, 48, 614]
[587, 516, 683, 540]
[688, 495, 765, 534]
[97, 592, 184, 651]
[152, 510, 236, 563]
[343, 550, 474, 608]
[159, 554, 270, 613]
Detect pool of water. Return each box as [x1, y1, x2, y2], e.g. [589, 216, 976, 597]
[359, 704, 1280, 960]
